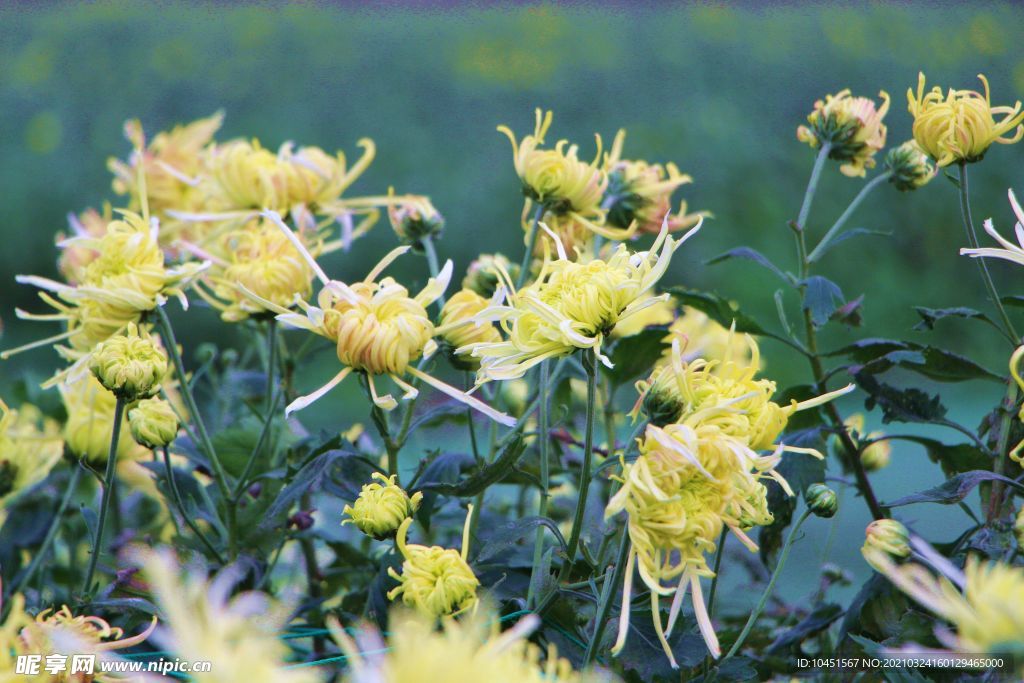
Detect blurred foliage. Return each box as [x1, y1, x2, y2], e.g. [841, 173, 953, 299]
[1, 2, 1022, 391]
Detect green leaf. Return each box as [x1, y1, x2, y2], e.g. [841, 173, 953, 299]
[474, 516, 566, 563]
[602, 327, 668, 387]
[813, 227, 890, 259]
[800, 275, 845, 328]
[1001, 295, 1024, 308]
[259, 450, 349, 529]
[888, 435, 991, 478]
[416, 436, 526, 497]
[826, 338, 914, 363]
[767, 603, 843, 653]
[855, 372, 948, 424]
[885, 470, 1024, 507]
[667, 287, 772, 337]
[705, 246, 791, 284]
[914, 306, 994, 331]
[833, 339, 1001, 383]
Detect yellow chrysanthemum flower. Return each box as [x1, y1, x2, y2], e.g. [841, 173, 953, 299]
[500, 109, 628, 241]
[16, 604, 156, 682]
[190, 216, 329, 322]
[0, 399, 63, 509]
[6, 211, 207, 385]
[328, 602, 610, 683]
[139, 548, 321, 683]
[603, 129, 707, 235]
[436, 288, 503, 370]
[841, 413, 891, 471]
[387, 507, 479, 617]
[240, 211, 513, 425]
[866, 545, 1024, 656]
[56, 205, 113, 285]
[343, 472, 424, 539]
[605, 420, 793, 666]
[462, 217, 699, 382]
[797, 89, 890, 177]
[907, 73, 1024, 167]
[60, 375, 143, 465]
[107, 112, 223, 243]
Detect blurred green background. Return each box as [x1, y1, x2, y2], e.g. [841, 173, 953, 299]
[2, 2, 1023, 601]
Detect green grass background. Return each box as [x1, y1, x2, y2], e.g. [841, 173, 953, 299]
[2, 1, 1023, 605]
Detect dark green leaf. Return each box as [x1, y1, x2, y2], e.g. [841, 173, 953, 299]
[767, 603, 843, 653]
[888, 436, 991, 478]
[474, 516, 566, 563]
[886, 470, 1024, 507]
[855, 372, 948, 424]
[1001, 295, 1024, 309]
[837, 339, 1001, 383]
[914, 306, 993, 331]
[417, 436, 526, 497]
[814, 227, 890, 259]
[801, 275, 845, 328]
[259, 450, 348, 529]
[602, 327, 668, 387]
[705, 246, 790, 284]
[667, 287, 772, 337]
[827, 338, 914, 363]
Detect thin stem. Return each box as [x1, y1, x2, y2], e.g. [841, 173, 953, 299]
[154, 306, 232, 500]
[516, 203, 546, 290]
[465, 372, 482, 466]
[797, 144, 832, 233]
[266, 318, 278, 413]
[560, 349, 599, 580]
[723, 507, 813, 660]
[584, 526, 630, 664]
[162, 447, 225, 563]
[807, 171, 892, 262]
[705, 527, 728, 618]
[527, 360, 552, 608]
[81, 396, 125, 595]
[5, 465, 81, 610]
[958, 162, 1019, 521]
[421, 235, 446, 309]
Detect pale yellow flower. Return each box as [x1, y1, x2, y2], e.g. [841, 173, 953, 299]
[0, 399, 63, 509]
[56, 205, 113, 285]
[139, 548, 321, 683]
[328, 602, 611, 683]
[343, 472, 424, 539]
[387, 507, 479, 617]
[908, 72, 1024, 166]
[462, 217, 699, 382]
[436, 288, 503, 370]
[602, 129, 707, 234]
[240, 211, 514, 425]
[60, 375, 144, 465]
[797, 89, 890, 177]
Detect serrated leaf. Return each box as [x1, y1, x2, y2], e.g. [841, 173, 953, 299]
[417, 436, 526, 497]
[885, 470, 1024, 507]
[602, 327, 668, 387]
[835, 339, 1000, 383]
[667, 287, 771, 337]
[705, 246, 790, 284]
[475, 516, 566, 563]
[801, 275, 845, 328]
[259, 449, 350, 529]
[913, 306, 993, 331]
[855, 372, 948, 424]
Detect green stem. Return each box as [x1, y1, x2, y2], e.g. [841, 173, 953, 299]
[527, 360, 552, 608]
[465, 372, 482, 466]
[560, 349, 599, 580]
[705, 527, 728, 618]
[154, 306, 232, 500]
[5, 465, 81, 611]
[723, 507, 813, 660]
[807, 171, 892, 262]
[584, 525, 630, 664]
[797, 144, 831, 233]
[81, 396, 124, 595]
[162, 447, 225, 563]
[421, 235, 446, 309]
[958, 162, 1019, 521]
[516, 203, 546, 290]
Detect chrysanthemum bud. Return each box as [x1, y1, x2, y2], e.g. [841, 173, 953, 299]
[637, 368, 684, 427]
[862, 519, 911, 565]
[388, 194, 444, 247]
[885, 140, 936, 192]
[343, 473, 423, 540]
[797, 89, 890, 177]
[89, 323, 168, 399]
[462, 253, 518, 299]
[127, 397, 179, 448]
[387, 514, 478, 617]
[437, 289, 501, 371]
[806, 483, 838, 518]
